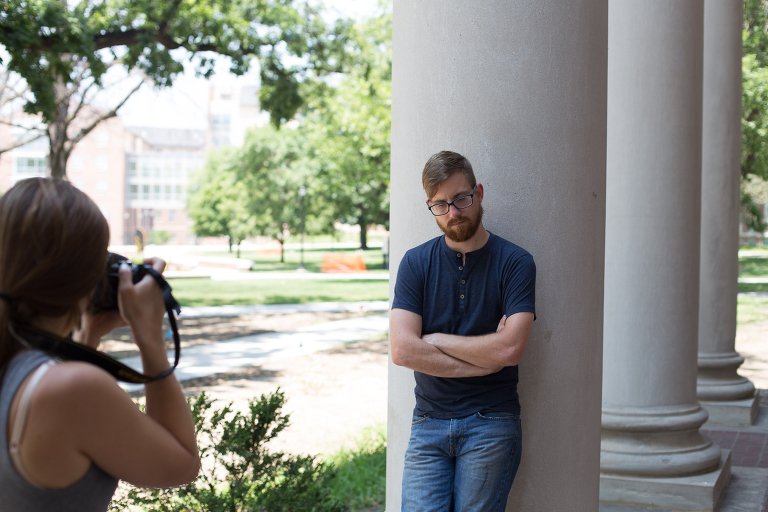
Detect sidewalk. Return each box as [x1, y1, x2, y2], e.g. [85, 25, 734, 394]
[118, 304, 390, 392]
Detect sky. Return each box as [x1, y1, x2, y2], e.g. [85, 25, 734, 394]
[115, 0, 382, 130]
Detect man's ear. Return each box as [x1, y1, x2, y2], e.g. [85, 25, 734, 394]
[476, 183, 484, 203]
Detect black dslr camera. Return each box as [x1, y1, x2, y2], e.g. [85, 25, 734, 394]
[90, 252, 156, 313]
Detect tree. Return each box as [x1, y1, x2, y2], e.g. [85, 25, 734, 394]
[187, 150, 256, 257]
[235, 125, 334, 261]
[0, 0, 351, 177]
[305, 7, 391, 249]
[741, 54, 768, 232]
[188, 125, 334, 261]
[741, 0, 768, 232]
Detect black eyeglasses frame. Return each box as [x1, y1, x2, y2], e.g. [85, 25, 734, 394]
[426, 185, 477, 217]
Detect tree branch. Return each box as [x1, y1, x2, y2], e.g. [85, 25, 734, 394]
[69, 78, 145, 146]
[0, 131, 46, 155]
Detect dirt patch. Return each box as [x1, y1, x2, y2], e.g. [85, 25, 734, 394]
[736, 320, 768, 390]
[126, 312, 389, 457]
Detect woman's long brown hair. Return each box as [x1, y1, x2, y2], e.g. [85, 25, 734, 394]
[0, 178, 109, 371]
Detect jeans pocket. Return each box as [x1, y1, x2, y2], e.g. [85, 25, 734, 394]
[411, 415, 429, 425]
[476, 411, 517, 422]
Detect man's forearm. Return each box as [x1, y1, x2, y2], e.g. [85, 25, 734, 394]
[424, 313, 533, 369]
[391, 333, 499, 378]
[426, 332, 515, 369]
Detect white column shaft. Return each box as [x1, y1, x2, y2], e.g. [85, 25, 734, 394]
[390, 1, 608, 510]
[697, 0, 754, 404]
[602, 0, 722, 477]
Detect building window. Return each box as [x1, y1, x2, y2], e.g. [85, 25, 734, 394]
[96, 155, 108, 172]
[153, 185, 161, 200]
[15, 157, 47, 175]
[70, 155, 84, 172]
[175, 185, 184, 200]
[169, 210, 176, 221]
[130, 185, 138, 200]
[128, 161, 137, 177]
[96, 130, 109, 148]
[142, 185, 150, 200]
[96, 180, 108, 193]
[211, 114, 231, 147]
[165, 185, 172, 200]
[142, 161, 151, 177]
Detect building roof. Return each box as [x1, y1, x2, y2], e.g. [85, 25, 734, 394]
[125, 126, 207, 149]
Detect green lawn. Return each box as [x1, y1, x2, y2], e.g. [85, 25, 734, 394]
[737, 295, 768, 328]
[197, 247, 389, 274]
[324, 425, 386, 512]
[168, 278, 389, 307]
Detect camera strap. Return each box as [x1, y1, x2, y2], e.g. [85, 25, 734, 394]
[13, 270, 183, 384]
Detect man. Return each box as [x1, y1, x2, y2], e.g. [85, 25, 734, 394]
[390, 151, 536, 512]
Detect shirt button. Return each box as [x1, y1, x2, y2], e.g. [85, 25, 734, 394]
[459, 266, 463, 271]
[461, 280, 465, 284]
[457, 253, 461, 257]
[460, 294, 465, 299]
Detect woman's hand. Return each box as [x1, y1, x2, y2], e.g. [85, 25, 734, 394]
[116, 258, 168, 371]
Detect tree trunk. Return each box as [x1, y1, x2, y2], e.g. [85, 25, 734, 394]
[236, 241, 241, 259]
[47, 81, 72, 179]
[359, 216, 368, 250]
[228, 236, 233, 253]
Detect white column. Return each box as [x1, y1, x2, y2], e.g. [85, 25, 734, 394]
[389, 1, 608, 511]
[697, 0, 756, 426]
[601, 1, 729, 510]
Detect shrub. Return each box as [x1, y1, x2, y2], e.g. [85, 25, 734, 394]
[110, 389, 341, 512]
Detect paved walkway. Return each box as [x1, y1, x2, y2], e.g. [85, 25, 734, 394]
[118, 302, 390, 392]
[164, 269, 390, 280]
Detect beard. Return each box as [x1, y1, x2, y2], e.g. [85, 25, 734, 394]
[437, 203, 483, 243]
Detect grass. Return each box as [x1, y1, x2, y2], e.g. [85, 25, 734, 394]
[738, 256, 768, 278]
[737, 295, 768, 328]
[325, 425, 386, 512]
[197, 247, 389, 274]
[168, 278, 389, 307]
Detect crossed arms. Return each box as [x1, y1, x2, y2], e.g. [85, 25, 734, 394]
[390, 308, 534, 378]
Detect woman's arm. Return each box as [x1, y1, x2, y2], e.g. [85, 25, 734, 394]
[15, 257, 199, 489]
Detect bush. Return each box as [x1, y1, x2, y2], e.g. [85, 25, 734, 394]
[110, 389, 341, 512]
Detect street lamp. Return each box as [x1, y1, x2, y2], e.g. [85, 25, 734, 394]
[298, 185, 306, 272]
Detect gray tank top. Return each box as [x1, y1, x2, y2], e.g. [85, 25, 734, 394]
[0, 350, 118, 511]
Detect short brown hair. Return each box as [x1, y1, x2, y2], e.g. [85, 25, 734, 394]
[0, 178, 109, 369]
[422, 151, 477, 199]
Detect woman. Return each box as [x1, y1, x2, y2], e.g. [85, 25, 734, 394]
[0, 178, 199, 510]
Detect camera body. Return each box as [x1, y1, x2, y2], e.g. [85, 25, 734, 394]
[90, 252, 153, 313]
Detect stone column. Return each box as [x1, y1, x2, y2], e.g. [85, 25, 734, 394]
[697, 0, 756, 426]
[601, 1, 729, 510]
[389, 1, 608, 511]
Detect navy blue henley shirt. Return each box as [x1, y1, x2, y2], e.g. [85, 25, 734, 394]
[392, 232, 536, 418]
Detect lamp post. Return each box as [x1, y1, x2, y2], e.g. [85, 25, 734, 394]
[298, 185, 306, 271]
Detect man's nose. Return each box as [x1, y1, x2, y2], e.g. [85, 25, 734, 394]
[447, 204, 463, 217]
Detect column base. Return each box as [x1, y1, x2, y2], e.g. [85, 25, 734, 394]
[599, 451, 731, 511]
[702, 391, 760, 427]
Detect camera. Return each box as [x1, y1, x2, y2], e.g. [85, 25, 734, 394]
[90, 252, 155, 313]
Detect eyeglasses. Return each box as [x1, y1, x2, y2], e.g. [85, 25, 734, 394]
[427, 185, 476, 216]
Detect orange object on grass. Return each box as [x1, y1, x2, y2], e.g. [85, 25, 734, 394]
[321, 253, 367, 273]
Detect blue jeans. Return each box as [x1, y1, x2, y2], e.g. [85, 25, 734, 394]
[401, 412, 522, 512]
